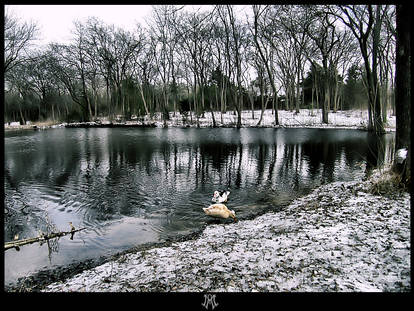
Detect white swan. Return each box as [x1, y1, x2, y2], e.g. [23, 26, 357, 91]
[203, 203, 237, 222]
[211, 190, 230, 203]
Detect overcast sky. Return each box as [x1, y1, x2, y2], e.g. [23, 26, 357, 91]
[5, 5, 166, 45]
[6, 5, 251, 47]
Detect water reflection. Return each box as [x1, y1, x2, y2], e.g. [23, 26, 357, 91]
[4, 128, 394, 284]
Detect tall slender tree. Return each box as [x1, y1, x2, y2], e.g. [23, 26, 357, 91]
[251, 5, 279, 125]
[393, 4, 410, 185]
[335, 5, 388, 134]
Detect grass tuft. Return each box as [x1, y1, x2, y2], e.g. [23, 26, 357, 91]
[367, 168, 405, 195]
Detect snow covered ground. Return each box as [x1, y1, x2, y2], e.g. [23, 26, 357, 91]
[6, 108, 406, 292]
[4, 109, 396, 131]
[159, 109, 395, 130]
[43, 168, 410, 292]
[120, 109, 396, 131]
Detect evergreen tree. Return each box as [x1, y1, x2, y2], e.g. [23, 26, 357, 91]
[343, 64, 367, 110]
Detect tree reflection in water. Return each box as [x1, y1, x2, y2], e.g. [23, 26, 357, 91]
[4, 127, 394, 285]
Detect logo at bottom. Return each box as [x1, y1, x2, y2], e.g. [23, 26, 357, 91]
[202, 294, 219, 310]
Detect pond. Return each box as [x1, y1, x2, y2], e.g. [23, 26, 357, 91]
[4, 127, 394, 286]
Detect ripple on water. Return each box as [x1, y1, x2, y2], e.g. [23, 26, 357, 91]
[4, 128, 395, 287]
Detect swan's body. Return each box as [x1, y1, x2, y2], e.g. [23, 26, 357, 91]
[203, 203, 237, 221]
[212, 190, 230, 203]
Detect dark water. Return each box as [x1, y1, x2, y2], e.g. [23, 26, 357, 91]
[4, 127, 394, 285]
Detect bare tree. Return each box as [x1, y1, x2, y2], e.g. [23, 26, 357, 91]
[303, 6, 341, 124]
[83, 17, 115, 118]
[335, 5, 389, 134]
[6, 63, 34, 124]
[72, 21, 94, 120]
[251, 5, 279, 125]
[225, 5, 248, 128]
[3, 4, 398, 130]
[328, 27, 360, 112]
[250, 53, 270, 125]
[26, 50, 56, 120]
[4, 8, 39, 75]
[130, 26, 153, 117]
[278, 5, 313, 114]
[48, 43, 91, 120]
[377, 6, 396, 123]
[210, 12, 232, 124]
[173, 7, 218, 126]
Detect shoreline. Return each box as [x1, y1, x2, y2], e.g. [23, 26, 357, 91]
[7, 168, 410, 292]
[4, 109, 396, 132]
[42, 169, 410, 292]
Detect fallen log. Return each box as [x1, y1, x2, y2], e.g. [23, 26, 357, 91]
[4, 227, 86, 251]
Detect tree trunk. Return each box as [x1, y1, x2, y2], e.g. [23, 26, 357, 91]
[361, 50, 374, 131]
[382, 80, 388, 123]
[249, 88, 255, 120]
[210, 109, 216, 127]
[322, 62, 329, 124]
[138, 83, 149, 115]
[235, 88, 242, 128]
[19, 104, 26, 125]
[295, 62, 301, 114]
[220, 81, 225, 124]
[257, 85, 269, 126]
[333, 73, 339, 113]
[311, 83, 315, 115]
[393, 4, 411, 185]
[322, 83, 329, 124]
[315, 72, 320, 111]
[371, 5, 385, 135]
[273, 94, 279, 125]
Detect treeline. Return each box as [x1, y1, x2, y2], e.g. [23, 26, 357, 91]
[5, 5, 396, 133]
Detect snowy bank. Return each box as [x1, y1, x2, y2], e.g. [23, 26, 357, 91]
[4, 109, 396, 132]
[43, 169, 410, 292]
[146, 109, 396, 131]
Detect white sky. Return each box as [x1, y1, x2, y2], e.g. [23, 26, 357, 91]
[6, 5, 251, 47]
[5, 5, 156, 45]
